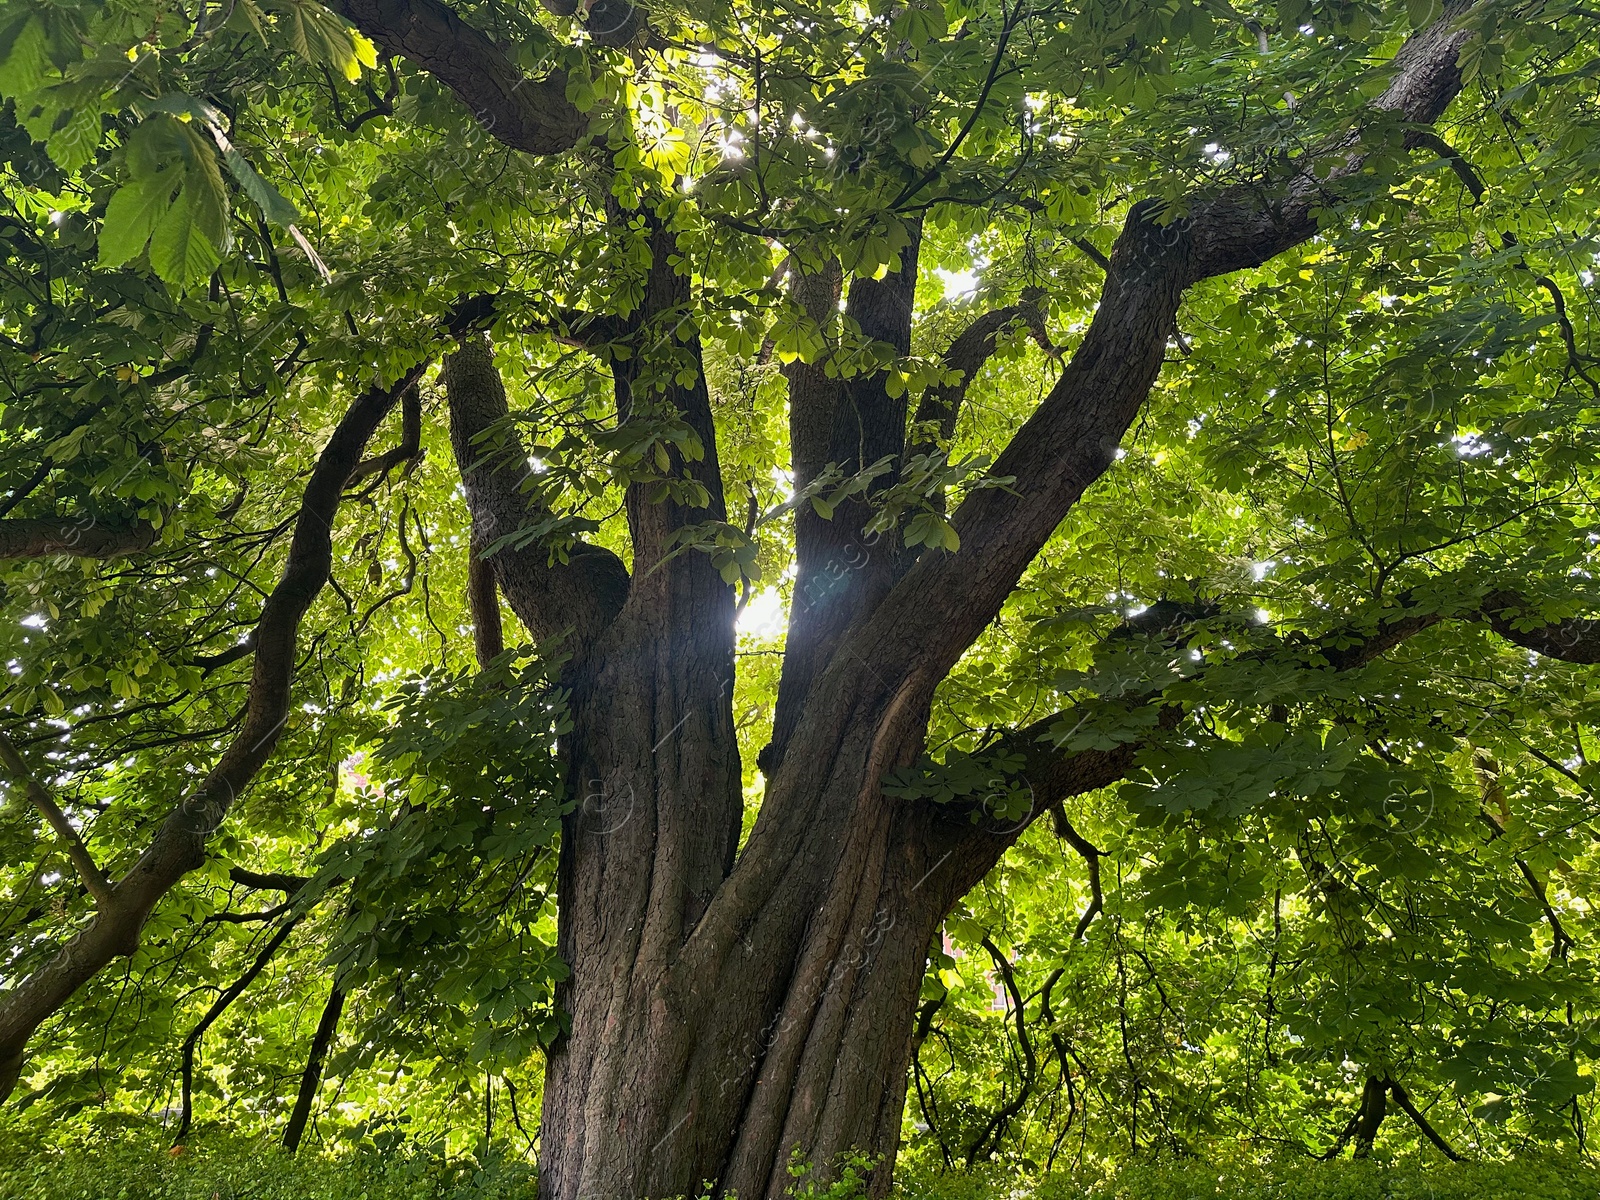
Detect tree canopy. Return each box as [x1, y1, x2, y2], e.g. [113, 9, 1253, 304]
[0, 0, 1598, 1190]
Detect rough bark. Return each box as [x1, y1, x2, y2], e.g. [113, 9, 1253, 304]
[508, 10, 1486, 1199]
[0, 516, 157, 559]
[444, 332, 629, 655]
[524, 218, 747, 1200]
[1352, 1075, 1389, 1158]
[764, 222, 923, 775]
[327, 0, 588, 155]
[1482, 589, 1600, 663]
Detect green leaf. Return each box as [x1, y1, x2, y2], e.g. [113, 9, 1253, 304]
[268, 0, 373, 81]
[98, 170, 181, 269]
[0, 14, 48, 96]
[45, 98, 101, 171]
[219, 145, 301, 226]
[149, 192, 223, 287]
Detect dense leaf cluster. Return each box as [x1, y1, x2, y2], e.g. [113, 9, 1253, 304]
[0, 0, 1596, 1178]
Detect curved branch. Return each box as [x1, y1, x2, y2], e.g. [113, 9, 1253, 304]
[1049, 807, 1103, 942]
[921, 588, 1600, 905]
[826, 6, 1479, 755]
[326, 0, 588, 155]
[1183, 4, 1474, 282]
[443, 332, 629, 651]
[174, 913, 303, 1144]
[910, 297, 1041, 457]
[1387, 1078, 1465, 1161]
[348, 383, 423, 484]
[1411, 130, 1485, 202]
[0, 731, 114, 906]
[1402, 136, 1596, 398]
[966, 935, 1038, 1162]
[0, 361, 427, 1105]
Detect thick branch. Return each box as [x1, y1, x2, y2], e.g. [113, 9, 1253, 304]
[0, 362, 426, 1104]
[190, 634, 256, 674]
[782, 260, 845, 502]
[538, 308, 627, 350]
[910, 295, 1044, 455]
[467, 550, 505, 669]
[282, 981, 346, 1153]
[1183, 4, 1474, 282]
[0, 517, 156, 559]
[765, 228, 923, 772]
[326, 0, 588, 154]
[0, 731, 114, 906]
[814, 8, 1476, 745]
[228, 866, 309, 894]
[1483, 590, 1600, 663]
[1352, 1074, 1389, 1158]
[443, 332, 628, 651]
[606, 216, 735, 586]
[923, 588, 1600, 905]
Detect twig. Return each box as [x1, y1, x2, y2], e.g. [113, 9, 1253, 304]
[0, 731, 115, 906]
[1050, 806, 1104, 940]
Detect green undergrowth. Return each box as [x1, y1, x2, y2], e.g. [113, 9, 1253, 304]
[911, 1158, 1600, 1200]
[1, 1134, 1596, 1200]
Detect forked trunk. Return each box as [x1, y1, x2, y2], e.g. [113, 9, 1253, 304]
[537, 689, 995, 1200]
[452, 18, 1480, 1187]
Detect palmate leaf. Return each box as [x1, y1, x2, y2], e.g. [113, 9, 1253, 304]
[148, 93, 303, 228]
[99, 116, 232, 289]
[0, 13, 47, 97]
[99, 108, 239, 287]
[149, 193, 223, 286]
[266, 0, 379, 82]
[98, 167, 183, 269]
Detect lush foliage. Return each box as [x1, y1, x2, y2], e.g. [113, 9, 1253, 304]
[2, 1134, 1598, 1200]
[0, 0, 1598, 1184]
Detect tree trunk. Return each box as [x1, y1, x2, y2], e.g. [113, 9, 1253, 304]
[527, 542, 1026, 1200]
[442, 15, 1478, 1195]
[535, 701, 998, 1200]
